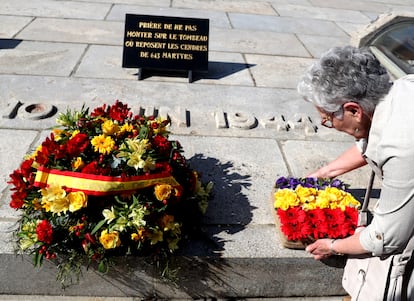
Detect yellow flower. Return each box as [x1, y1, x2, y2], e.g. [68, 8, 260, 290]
[102, 119, 119, 136]
[52, 128, 64, 141]
[315, 190, 332, 209]
[91, 134, 115, 155]
[72, 157, 85, 170]
[40, 184, 70, 215]
[120, 122, 134, 133]
[150, 118, 169, 135]
[141, 156, 156, 172]
[154, 184, 173, 201]
[70, 130, 80, 138]
[168, 238, 180, 251]
[99, 229, 121, 249]
[149, 228, 163, 245]
[68, 191, 87, 212]
[117, 137, 153, 170]
[274, 189, 299, 210]
[28, 145, 42, 161]
[295, 186, 317, 204]
[340, 193, 361, 210]
[131, 229, 145, 242]
[126, 152, 144, 170]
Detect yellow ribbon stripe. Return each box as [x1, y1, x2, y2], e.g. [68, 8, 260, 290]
[34, 167, 180, 196]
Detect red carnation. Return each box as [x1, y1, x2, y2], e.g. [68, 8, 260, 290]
[36, 220, 53, 244]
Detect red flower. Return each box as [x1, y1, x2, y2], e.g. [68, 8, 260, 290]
[108, 100, 131, 122]
[155, 162, 173, 174]
[10, 196, 25, 209]
[20, 158, 34, 179]
[278, 207, 306, 224]
[299, 220, 313, 238]
[345, 206, 358, 221]
[81, 161, 100, 175]
[36, 220, 53, 244]
[152, 135, 171, 155]
[8, 170, 26, 191]
[91, 104, 107, 118]
[81, 161, 110, 175]
[37, 134, 66, 162]
[66, 133, 89, 156]
[278, 208, 309, 240]
[307, 208, 326, 224]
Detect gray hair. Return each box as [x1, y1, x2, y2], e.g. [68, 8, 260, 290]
[297, 46, 392, 117]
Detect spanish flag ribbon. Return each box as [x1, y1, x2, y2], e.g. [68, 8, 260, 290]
[34, 166, 180, 196]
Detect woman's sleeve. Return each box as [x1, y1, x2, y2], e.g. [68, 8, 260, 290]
[359, 153, 414, 255]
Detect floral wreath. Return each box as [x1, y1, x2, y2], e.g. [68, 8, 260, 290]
[8, 100, 213, 285]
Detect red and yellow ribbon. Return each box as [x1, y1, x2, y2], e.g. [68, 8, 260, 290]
[34, 166, 180, 196]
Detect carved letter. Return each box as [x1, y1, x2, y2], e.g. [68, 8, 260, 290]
[19, 103, 57, 120]
[214, 111, 228, 129]
[227, 111, 257, 130]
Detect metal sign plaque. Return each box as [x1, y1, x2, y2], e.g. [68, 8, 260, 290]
[122, 14, 209, 75]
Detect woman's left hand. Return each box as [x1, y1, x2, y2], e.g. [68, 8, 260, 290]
[305, 239, 332, 260]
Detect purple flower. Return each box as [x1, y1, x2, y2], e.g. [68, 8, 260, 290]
[274, 176, 348, 191]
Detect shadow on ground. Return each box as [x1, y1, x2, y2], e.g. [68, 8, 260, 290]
[133, 61, 255, 82]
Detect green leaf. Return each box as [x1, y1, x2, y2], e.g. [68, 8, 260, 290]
[34, 252, 43, 267]
[98, 260, 109, 274]
[91, 219, 106, 235]
[138, 125, 148, 139]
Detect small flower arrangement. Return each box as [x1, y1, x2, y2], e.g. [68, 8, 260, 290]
[8, 100, 213, 285]
[273, 177, 360, 246]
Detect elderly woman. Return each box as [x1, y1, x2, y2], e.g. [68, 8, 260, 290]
[297, 45, 414, 298]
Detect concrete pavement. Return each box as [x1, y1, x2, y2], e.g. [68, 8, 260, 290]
[0, 0, 410, 299]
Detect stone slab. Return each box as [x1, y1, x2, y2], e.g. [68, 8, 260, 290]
[0, 16, 33, 38]
[173, 135, 288, 226]
[0, 0, 111, 20]
[228, 13, 349, 37]
[297, 35, 349, 58]
[0, 41, 87, 77]
[333, 22, 366, 38]
[245, 54, 315, 89]
[210, 28, 311, 57]
[173, 0, 277, 15]
[0, 297, 343, 301]
[17, 18, 124, 46]
[74, 45, 255, 86]
[282, 140, 383, 201]
[0, 254, 346, 297]
[0, 0, 399, 298]
[308, 0, 396, 13]
[0, 75, 352, 142]
[0, 129, 39, 192]
[76, 0, 170, 5]
[273, 4, 372, 24]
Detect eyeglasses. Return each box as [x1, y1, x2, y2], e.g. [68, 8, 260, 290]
[320, 115, 334, 128]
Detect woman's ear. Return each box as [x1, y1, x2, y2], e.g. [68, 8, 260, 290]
[343, 102, 363, 120]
